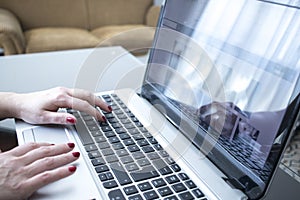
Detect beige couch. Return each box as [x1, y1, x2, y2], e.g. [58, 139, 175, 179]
[0, 0, 160, 55]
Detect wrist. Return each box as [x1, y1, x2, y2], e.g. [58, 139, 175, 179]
[0, 92, 21, 119]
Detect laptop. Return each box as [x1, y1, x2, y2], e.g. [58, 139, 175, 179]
[16, 0, 300, 199]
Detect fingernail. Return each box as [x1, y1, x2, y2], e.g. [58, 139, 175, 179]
[102, 116, 107, 122]
[67, 143, 75, 148]
[108, 105, 112, 112]
[68, 166, 77, 172]
[66, 117, 76, 124]
[72, 152, 80, 157]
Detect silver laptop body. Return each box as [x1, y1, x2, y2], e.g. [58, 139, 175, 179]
[16, 0, 300, 199]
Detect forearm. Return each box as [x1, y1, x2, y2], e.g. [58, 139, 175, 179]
[0, 92, 19, 120]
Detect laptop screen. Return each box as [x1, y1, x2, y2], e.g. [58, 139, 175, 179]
[142, 0, 300, 199]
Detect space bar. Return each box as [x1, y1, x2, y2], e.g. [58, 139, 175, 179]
[74, 118, 94, 145]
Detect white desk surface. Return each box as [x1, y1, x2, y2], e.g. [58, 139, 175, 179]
[0, 46, 146, 93]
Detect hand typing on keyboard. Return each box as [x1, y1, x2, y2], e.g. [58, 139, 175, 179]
[0, 87, 112, 125]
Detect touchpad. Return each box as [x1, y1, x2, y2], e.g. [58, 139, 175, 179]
[23, 126, 70, 144]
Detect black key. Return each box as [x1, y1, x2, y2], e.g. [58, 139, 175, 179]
[152, 159, 172, 175]
[185, 180, 197, 189]
[115, 127, 126, 134]
[178, 173, 189, 180]
[192, 189, 205, 198]
[152, 178, 166, 188]
[105, 131, 116, 138]
[178, 191, 194, 200]
[110, 162, 132, 185]
[172, 183, 187, 193]
[123, 139, 135, 146]
[88, 151, 101, 159]
[106, 155, 119, 163]
[112, 142, 125, 150]
[153, 144, 163, 151]
[124, 185, 138, 195]
[120, 155, 134, 164]
[165, 157, 175, 165]
[102, 148, 115, 156]
[108, 136, 120, 144]
[103, 180, 118, 189]
[116, 149, 129, 157]
[147, 152, 160, 160]
[142, 146, 154, 153]
[90, 130, 103, 137]
[101, 126, 112, 132]
[148, 137, 158, 144]
[98, 142, 110, 149]
[164, 196, 179, 200]
[130, 166, 159, 182]
[94, 136, 107, 143]
[120, 118, 131, 124]
[165, 175, 180, 184]
[158, 186, 173, 197]
[124, 123, 136, 129]
[128, 128, 140, 135]
[170, 164, 181, 172]
[108, 189, 125, 200]
[127, 145, 140, 152]
[91, 158, 105, 166]
[125, 163, 139, 172]
[75, 118, 94, 145]
[137, 182, 152, 191]
[137, 158, 151, 167]
[143, 190, 159, 200]
[159, 150, 169, 157]
[88, 125, 100, 132]
[136, 139, 149, 147]
[84, 144, 98, 152]
[98, 173, 108, 181]
[128, 194, 143, 200]
[119, 133, 131, 140]
[132, 152, 145, 159]
[132, 134, 145, 140]
[95, 165, 109, 173]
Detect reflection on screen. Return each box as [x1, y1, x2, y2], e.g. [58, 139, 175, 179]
[143, 0, 300, 198]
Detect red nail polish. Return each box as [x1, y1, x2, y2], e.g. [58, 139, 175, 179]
[72, 152, 80, 157]
[68, 166, 77, 172]
[102, 116, 107, 122]
[108, 105, 112, 112]
[67, 143, 75, 148]
[66, 117, 76, 124]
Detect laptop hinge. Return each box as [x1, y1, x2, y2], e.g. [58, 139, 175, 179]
[223, 175, 259, 194]
[223, 177, 246, 191]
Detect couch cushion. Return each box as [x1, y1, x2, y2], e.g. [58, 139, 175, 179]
[91, 25, 155, 54]
[25, 28, 100, 53]
[87, 0, 153, 29]
[0, 0, 89, 30]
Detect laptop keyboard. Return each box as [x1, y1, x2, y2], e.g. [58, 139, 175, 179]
[68, 94, 207, 200]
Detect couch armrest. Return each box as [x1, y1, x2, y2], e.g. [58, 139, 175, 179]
[145, 5, 161, 27]
[0, 8, 25, 55]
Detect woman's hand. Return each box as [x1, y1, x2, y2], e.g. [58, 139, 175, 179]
[0, 142, 80, 200]
[11, 87, 111, 125]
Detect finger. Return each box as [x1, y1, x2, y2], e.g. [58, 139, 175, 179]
[36, 111, 77, 125]
[20, 143, 75, 165]
[25, 151, 80, 177]
[8, 142, 52, 157]
[70, 97, 105, 121]
[50, 92, 105, 122]
[68, 88, 112, 112]
[23, 165, 77, 195]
